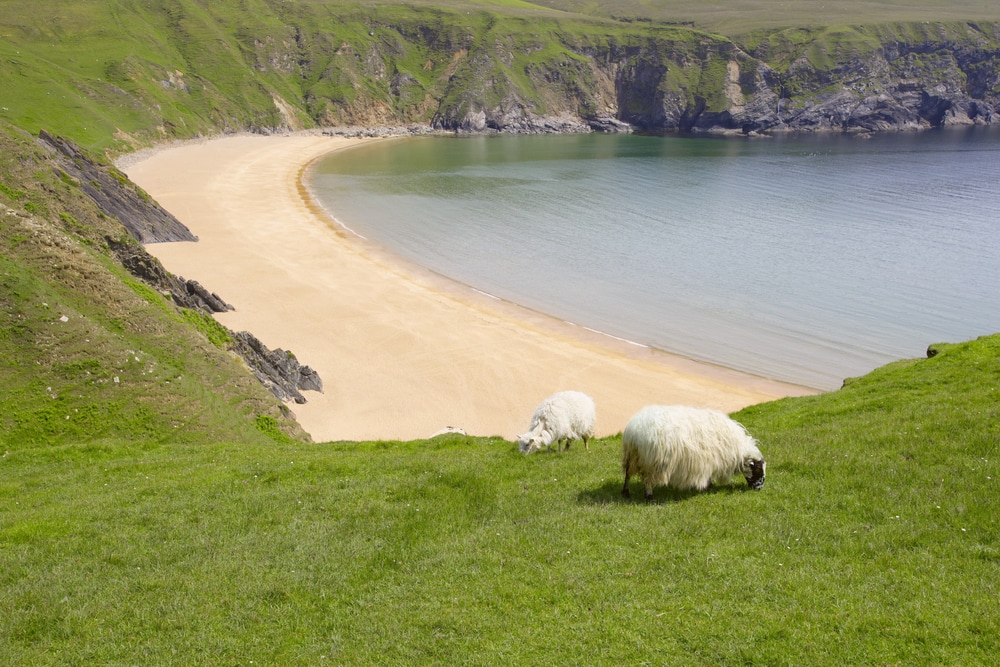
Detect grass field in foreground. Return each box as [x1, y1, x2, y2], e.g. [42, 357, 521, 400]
[1, 335, 997, 664]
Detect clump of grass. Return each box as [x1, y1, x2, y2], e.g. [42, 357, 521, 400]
[253, 414, 297, 444]
[180, 308, 233, 348]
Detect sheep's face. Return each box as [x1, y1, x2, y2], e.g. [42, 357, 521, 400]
[743, 458, 766, 490]
[517, 431, 551, 454]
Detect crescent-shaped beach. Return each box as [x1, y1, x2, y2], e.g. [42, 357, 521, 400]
[122, 133, 815, 442]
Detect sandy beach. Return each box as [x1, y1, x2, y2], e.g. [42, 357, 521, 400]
[122, 133, 815, 442]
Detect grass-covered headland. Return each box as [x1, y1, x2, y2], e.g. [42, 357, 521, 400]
[1, 0, 998, 663]
[3, 0, 1000, 148]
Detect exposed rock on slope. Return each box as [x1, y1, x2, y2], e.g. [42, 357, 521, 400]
[104, 237, 234, 314]
[39, 131, 324, 405]
[38, 130, 198, 243]
[230, 332, 324, 405]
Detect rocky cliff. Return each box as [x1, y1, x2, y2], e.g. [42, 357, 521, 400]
[418, 21, 1000, 135]
[283, 15, 1000, 136]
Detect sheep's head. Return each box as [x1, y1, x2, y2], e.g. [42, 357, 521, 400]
[517, 429, 552, 454]
[743, 457, 766, 490]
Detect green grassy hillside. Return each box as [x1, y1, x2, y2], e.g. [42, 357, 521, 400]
[2, 334, 997, 664]
[0, 122, 307, 446]
[1, 0, 304, 151]
[0, 1, 998, 661]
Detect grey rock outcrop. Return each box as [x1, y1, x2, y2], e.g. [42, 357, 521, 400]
[229, 331, 324, 404]
[37, 130, 198, 243]
[105, 236, 233, 313]
[105, 236, 323, 404]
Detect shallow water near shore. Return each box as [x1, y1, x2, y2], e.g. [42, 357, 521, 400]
[309, 128, 1000, 390]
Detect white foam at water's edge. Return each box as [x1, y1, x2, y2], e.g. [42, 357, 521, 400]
[470, 288, 500, 300]
[303, 181, 368, 240]
[471, 287, 648, 348]
[579, 326, 649, 349]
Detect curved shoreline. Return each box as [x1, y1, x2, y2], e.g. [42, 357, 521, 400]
[123, 133, 815, 442]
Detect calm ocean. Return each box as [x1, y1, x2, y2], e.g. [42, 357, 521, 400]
[308, 129, 1000, 390]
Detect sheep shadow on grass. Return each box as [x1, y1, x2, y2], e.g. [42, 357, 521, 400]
[577, 479, 749, 505]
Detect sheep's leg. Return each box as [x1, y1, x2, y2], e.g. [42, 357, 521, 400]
[583, 434, 589, 451]
[621, 463, 631, 498]
[563, 438, 570, 451]
[643, 477, 654, 501]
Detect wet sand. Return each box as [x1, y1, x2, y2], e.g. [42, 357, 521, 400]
[122, 133, 815, 442]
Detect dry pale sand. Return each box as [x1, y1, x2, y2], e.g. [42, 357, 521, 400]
[122, 133, 815, 443]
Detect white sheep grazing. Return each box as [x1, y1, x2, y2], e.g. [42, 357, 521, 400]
[517, 391, 596, 454]
[621, 405, 766, 499]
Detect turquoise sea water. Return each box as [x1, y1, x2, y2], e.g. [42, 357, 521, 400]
[309, 129, 1000, 390]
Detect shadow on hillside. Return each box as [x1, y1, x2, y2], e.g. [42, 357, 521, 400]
[577, 479, 748, 505]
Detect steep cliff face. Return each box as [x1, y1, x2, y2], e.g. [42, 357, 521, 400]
[265, 14, 999, 136]
[419, 21, 1000, 135]
[721, 23, 1000, 134]
[37, 131, 198, 243]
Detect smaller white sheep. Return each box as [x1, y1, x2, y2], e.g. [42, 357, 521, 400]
[518, 391, 596, 454]
[621, 405, 766, 499]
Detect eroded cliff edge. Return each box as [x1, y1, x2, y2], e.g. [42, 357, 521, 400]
[423, 21, 1000, 135]
[246, 16, 1000, 137]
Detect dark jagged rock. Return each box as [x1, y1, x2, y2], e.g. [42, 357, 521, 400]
[37, 130, 197, 243]
[229, 331, 324, 404]
[105, 237, 322, 403]
[587, 116, 633, 133]
[182, 279, 234, 314]
[105, 237, 233, 313]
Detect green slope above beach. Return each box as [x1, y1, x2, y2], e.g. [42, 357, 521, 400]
[2, 334, 998, 664]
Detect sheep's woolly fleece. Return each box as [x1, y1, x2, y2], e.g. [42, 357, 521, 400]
[518, 391, 596, 454]
[621, 405, 765, 498]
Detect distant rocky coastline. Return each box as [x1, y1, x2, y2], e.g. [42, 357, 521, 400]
[309, 23, 999, 139]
